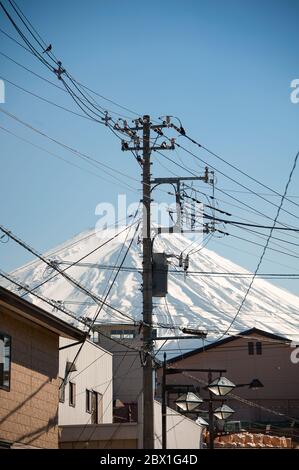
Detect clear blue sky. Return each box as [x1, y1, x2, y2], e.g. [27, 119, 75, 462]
[1, 0, 299, 294]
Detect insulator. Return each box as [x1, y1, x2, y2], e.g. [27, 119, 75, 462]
[179, 253, 183, 267]
[184, 255, 189, 271]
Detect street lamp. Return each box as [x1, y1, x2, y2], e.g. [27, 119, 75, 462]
[175, 392, 203, 412]
[160, 354, 263, 450]
[207, 376, 236, 396]
[213, 404, 235, 420]
[160, 354, 228, 450]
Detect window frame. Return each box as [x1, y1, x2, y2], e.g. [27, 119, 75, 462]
[91, 391, 103, 424]
[248, 341, 254, 355]
[86, 389, 92, 413]
[256, 341, 262, 355]
[69, 381, 76, 407]
[59, 377, 65, 403]
[0, 331, 11, 392]
[110, 329, 136, 340]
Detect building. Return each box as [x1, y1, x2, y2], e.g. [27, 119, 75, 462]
[59, 323, 204, 449]
[94, 323, 143, 422]
[59, 399, 203, 449]
[58, 337, 113, 426]
[156, 328, 299, 424]
[0, 286, 86, 449]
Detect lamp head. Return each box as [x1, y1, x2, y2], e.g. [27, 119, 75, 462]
[249, 379, 264, 390]
[175, 392, 203, 412]
[213, 404, 235, 420]
[207, 376, 236, 396]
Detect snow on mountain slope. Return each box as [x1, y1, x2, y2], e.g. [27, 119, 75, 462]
[3, 225, 299, 356]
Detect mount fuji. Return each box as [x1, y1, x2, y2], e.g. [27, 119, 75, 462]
[3, 224, 299, 357]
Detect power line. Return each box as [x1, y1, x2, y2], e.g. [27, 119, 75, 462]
[174, 140, 299, 225]
[8, 0, 59, 62]
[181, 199, 299, 260]
[156, 150, 299, 246]
[214, 150, 299, 340]
[54, 260, 299, 278]
[7, 0, 57, 65]
[4, 0, 298, 234]
[182, 198, 299, 259]
[0, 223, 140, 325]
[220, 230, 299, 261]
[89, 214, 141, 325]
[0, 108, 140, 190]
[203, 214, 299, 232]
[179, 198, 299, 261]
[156, 137, 299, 235]
[0, 26, 32, 52]
[0, 125, 139, 193]
[0, 25, 139, 120]
[18, 221, 141, 301]
[207, 188, 299, 198]
[0, 75, 98, 121]
[0, 109, 169, 199]
[177, 126, 299, 212]
[0, 1, 55, 72]
[210, 236, 299, 274]
[0, 269, 88, 327]
[67, 73, 141, 118]
[10, 214, 135, 276]
[168, 365, 299, 425]
[186, 188, 299, 249]
[60, 219, 141, 388]
[230, 224, 299, 258]
[0, 49, 65, 90]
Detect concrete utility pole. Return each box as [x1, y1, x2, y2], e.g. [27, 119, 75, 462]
[121, 115, 174, 448]
[120, 116, 215, 447]
[142, 115, 154, 449]
[208, 370, 215, 450]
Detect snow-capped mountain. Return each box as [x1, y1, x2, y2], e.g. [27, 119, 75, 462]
[3, 225, 299, 356]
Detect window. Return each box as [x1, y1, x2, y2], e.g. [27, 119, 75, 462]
[256, 342, 262, 355]
[248, 342, 254, 355]
[0, 332, 11, 391]
[110, 329, 136, 340]
[86, 389, 92, 413]
[248, 341, 262, 355]
[69, 382, 76, 407]
[91, 391, 103, 424]
[59, 378, 65, 403]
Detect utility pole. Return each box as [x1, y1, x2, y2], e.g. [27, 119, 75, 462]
[208, 370, 215, 450]
[162, 352, 167, 449]
[142, 115, 154, 449]
[119, 117, 224, 448]
[120, 115, 174, 448]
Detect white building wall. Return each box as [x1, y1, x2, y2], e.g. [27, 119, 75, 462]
[154, 400, 204, 449]
[137, 397, 204, 449]
[58, 338, 113, 425]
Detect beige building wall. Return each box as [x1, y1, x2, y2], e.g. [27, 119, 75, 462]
[0, 307, 59, 448]
[157, 333, 299, 422]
